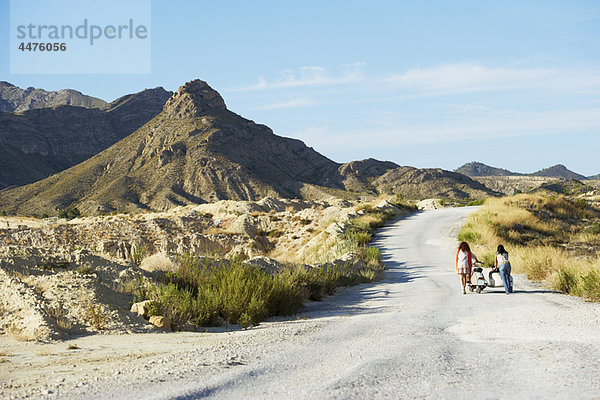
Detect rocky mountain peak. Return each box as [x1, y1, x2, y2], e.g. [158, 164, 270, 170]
[162, 79, 227, 119]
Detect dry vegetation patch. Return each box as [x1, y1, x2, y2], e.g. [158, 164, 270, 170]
[459, 194, 600, 300]
[0, 196, 414, 339]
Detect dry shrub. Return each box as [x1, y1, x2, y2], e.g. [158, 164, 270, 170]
[45, 304, 72, 332]
[139, 252, 177, 273]
[84, 302, 108, 330]
[6, 323, 44, 341]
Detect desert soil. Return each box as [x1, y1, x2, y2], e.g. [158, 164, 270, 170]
[2, 207, 600, 399]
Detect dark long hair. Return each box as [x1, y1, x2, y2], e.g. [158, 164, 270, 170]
[459, 242, 470, 252]
[497, 244, 508, 255]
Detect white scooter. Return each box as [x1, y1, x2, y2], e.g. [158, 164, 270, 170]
[489, 268, 514, 293]
[467, 263, 488, 293]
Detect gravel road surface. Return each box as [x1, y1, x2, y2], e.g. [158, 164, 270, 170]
[4, 207, 600, 399]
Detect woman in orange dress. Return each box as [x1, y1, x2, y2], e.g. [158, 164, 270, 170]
[456, 241, 479, 294]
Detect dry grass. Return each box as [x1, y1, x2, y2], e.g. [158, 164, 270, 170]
[139, 252, 178, 273]
[45, 304, 73, 332]
[6, 323, 44, 342]
[84, 302, 109, 330]
[459, 194, 600, 300]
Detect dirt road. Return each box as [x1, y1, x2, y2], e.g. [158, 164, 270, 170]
[3, 207, 600, 399]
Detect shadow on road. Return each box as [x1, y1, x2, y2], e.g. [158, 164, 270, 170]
[293, 260, 423, 320]
[481, 289, 557, 295]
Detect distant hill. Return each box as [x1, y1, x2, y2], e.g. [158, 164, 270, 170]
[457, 162, 590, 181]
[455, 162, 520, 177]
[588, 174, 600, 180]
[337, 158, 400, 193]
[373, 166, 499, 200]
[0, 87, 172, 189]
[531, 164, 587, 180]
[0, 81, 107, 112]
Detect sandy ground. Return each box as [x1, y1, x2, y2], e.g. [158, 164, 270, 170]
[2, 207, 600, 399]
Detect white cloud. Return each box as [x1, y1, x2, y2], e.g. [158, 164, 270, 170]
[234, 63, 366, 91]
[253, 98, 317, 110]
[236, 62, 600, 99]
[293, 107, 600, 150]
[383, 63, 600, 95]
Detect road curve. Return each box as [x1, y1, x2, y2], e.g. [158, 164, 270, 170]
[93, 208, 600, 399]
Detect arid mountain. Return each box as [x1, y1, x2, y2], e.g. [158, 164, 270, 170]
[373, 166, 499, 200]
[455, 162, 520, 177]
[531, 164, 587, 180]
[0, 80, 346, 215]
[337, 158, 400, 192]
[0, 79, 500, 216]
[0, 81, 107, 112]
[0, 87, 172, 189]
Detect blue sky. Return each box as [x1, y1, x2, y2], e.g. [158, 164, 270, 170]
[1, 0, 599, 175]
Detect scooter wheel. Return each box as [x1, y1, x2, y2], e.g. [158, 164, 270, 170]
[476, 286, 482, 294]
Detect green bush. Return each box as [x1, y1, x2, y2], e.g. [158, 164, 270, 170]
[584, 222, 600, 235]
[142, 258, 305, 329]
[467, 199, 486, 206]
[457, 224, 481, 243]
[342, 230, 372, 245]
[360, 246, 383, 270]
[58, 207, 81, 220]
[554, 268, 579, 295]
[579, 270, 600, 301]
[76, 264, 94, 275]
[479, 252, 495, 268]
[349, 218, 372, 233]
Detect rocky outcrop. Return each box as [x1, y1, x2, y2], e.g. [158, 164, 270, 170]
[162, 80, 227, 118]
[149, 315, 171, 330]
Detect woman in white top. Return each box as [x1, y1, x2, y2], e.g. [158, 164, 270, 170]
[455, 241, 479, 294]
[494, 244, 512, 294]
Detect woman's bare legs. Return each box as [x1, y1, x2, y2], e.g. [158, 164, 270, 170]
[460, 274, 467, 294]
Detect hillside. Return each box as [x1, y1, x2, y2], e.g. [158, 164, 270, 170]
[0, 87, 172, 189]
[530, 179, 597, 196]
[531, 164, 587, 180]
[337, 158, 400, 192]
[455, 162, 520, 177]
[0, 80, 347, 215]
[0, 81, 106, 112]
[472, 176, 553, 196]
[373, 166, 499, 201]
